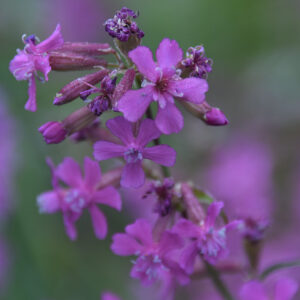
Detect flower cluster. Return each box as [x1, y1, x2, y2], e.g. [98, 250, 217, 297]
[10, 6, 300, 300]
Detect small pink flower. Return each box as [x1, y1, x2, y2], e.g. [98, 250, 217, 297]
[118, 38, 208, 134]
[173, 202, 240, 273]
[9, 24, 64, 111]
[93, 116, 176, 189]
[101, 292, 122, 300]
[111, 219, 189, 286]
[37, 157, 121, 240]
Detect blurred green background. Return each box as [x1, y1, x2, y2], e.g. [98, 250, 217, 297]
[1, 0, 300, 299]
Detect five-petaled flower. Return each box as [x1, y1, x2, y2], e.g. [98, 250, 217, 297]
[9, 24, 63, 111]
[117, 38, 208, 134]
[37, 157, 121, 240]
[111, 219, 189, 286]
[93, 116, 176, 188]
[173, 201, 241, 273]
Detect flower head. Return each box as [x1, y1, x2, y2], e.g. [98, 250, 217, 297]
[111, 219, 188, 286]
[37, 157, 121, 240]
[9, 24, 64, 111]
[93, 116, 176, 188]
[240, 278, 298, 300]
[117, 38, 208, 134]
[104, 7, 144, 42]
[173, 202, 240, 273]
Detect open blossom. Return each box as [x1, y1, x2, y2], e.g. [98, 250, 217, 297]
[93, 116, 176, 188]
[173, 202, 240, 273]
[117, 38, 208, 134]
[9, 24, 64, 111]
[37, 157, 121, 240]
[240, 278, 298, 300]
[111, 219, 188, 286]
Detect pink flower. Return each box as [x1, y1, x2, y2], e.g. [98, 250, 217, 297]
[9, 24, 64, 111]
[111, 219, 189, 286]
[93, 116, 176, 189]
[173, 202, 240, 273]
[37, 157, 121, 240]
[117, 38, 208, 134]
[240, 278, 298, 300]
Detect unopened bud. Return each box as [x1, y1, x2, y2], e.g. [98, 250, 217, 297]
[39, 121, 67, 144]
[181, 101, 229, 126]
[56, 42, 115, 56]
[49, 51, 107, 71]
[181, 183, 205, 223]
[204, 107, 229, 126]
[53, 69, 109, 105]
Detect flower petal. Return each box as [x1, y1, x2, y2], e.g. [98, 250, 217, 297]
[83, 157, 102, 189]
[136, 118, 161, 147]
[156, 38, 183, 69]
[274, 278, 298, 300]
[37, 190, 60, 214]
[89, 205, 107, 239]
[93, 186, 122, 211]
[117, 86, 154, 122]
[159, 231, 184, 256]
[93, 141, 125, 161]
[9, 51, 34, 81]
[125, 219, 153, 247]
[24, 76, 37, 112]
[56, 157, 83, 188]
[205, 201, 224, 228]
[170, 78, 208, 103]
[63, 213, 78, 240]
[143, 145, 176, 166]
[34, 54, 51, 80]
[240, 281, 268, 300]
[173, 219, 200, 238]
[128, 46, 157, 82]
[179, 242, 198, 274]
[155, 102, 183, 134]
[111, 233, 143, 256]
[101, 292, 122, 300]
[121, 162, 145, 188]
[35, 24, 64, 53]
[106, 116, 134, 145]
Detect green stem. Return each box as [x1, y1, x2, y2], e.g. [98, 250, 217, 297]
[204, 261, 235, 300]
[146, 107, 170, 178]
[260, 260, 300, 280]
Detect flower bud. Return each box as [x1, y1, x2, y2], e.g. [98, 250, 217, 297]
[49, 51, 107, 71]
[56, 42, 115, 56]
[204, 107, 229, 126]
[53, 69, 109, 105]
[39, 121, 67, 144]
[181, 101, 229, 126]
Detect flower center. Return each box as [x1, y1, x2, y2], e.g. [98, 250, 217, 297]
[64, 189, 87, 213]
[124, 148, 143, 163]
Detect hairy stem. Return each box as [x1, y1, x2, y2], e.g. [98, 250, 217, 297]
[204, 261, 235, 300]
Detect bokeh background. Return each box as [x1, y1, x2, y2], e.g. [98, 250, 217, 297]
[1, 0, 300, 299]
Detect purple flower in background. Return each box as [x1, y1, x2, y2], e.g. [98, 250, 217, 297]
[9, 24, 63, 111]
[240, 278, 298, 300]
[111, 219, 188, 286]
[181, 45, 212, 79]
[173, 202, 240, 272]
[104, 7, 144, 41]
[101, 292, 122, 300]
[118, 38, 208, 134]
[205, 137, 273, 221]
[93, 116, 176, 188]
[37, 157, 121, 240]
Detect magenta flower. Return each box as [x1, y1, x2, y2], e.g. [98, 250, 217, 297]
[37, 157, 121, 240]
[173, 202, 240, 273]
[9, 24, 64, 111]
[101, 292, 122, 300]
[93, 116, 176, 188]
[117, 38, 208, 134]
[111, 219, 189, 286]
[240, 278, 298, 300]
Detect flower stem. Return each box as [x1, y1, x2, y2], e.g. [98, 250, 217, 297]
[204, 261, 235, 300]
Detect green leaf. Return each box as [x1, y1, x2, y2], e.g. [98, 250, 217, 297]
[260, 260, 300, 280]
[193, 188, 214, 204]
